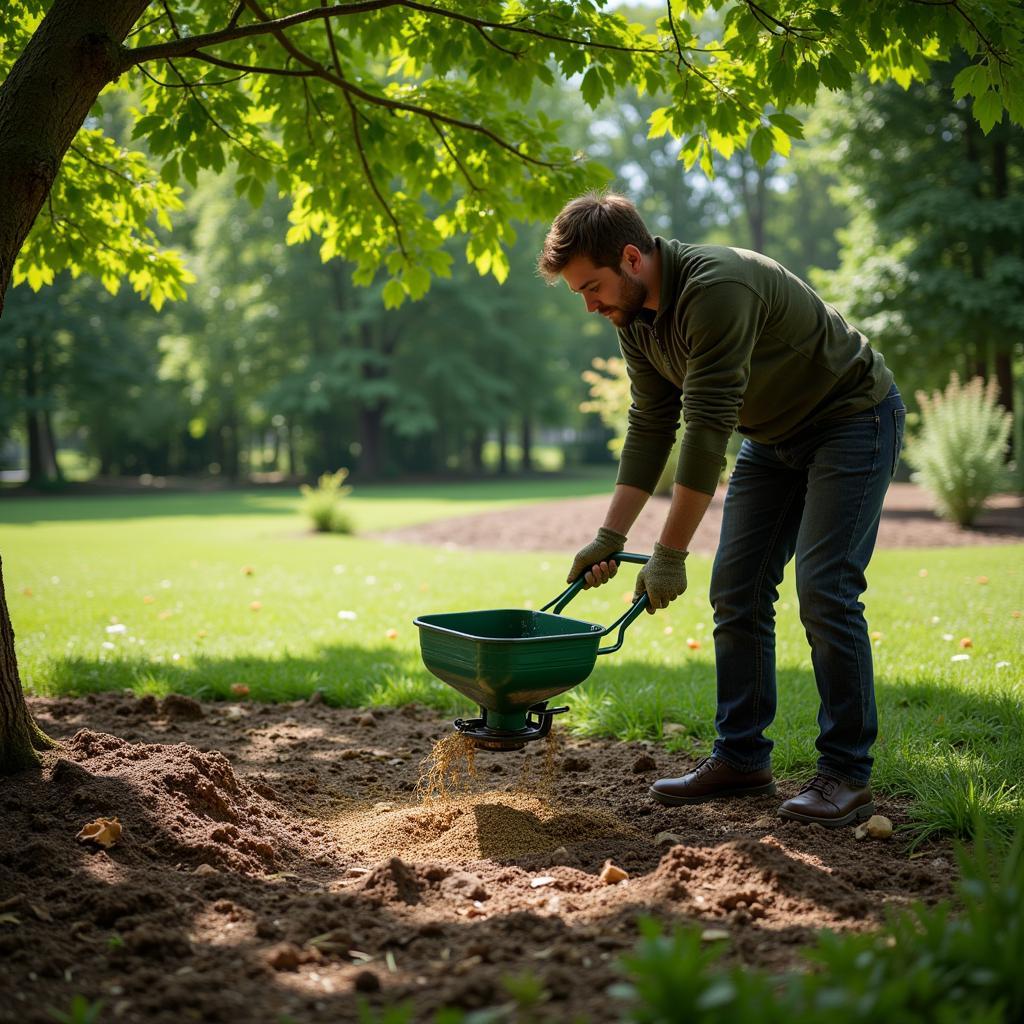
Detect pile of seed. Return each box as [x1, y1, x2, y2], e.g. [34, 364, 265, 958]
[333, 790, 638, 863]
[415, 732, 478, 803]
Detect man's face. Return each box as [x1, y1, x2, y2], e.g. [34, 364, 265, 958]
[561, 254, 648, 329]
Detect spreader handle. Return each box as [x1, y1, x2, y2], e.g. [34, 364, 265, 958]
[540, 551, 651, 654]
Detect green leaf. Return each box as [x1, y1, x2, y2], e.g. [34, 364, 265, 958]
[580, 67, 603, 108]
[382, 278, 406, 309]
[952, 64, 989, 101]
[768, 112, 804, 139]
[973, 90, 1002, 134]
[750, 126, 773, 167]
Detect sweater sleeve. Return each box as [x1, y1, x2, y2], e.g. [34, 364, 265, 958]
[615, 331, 682, 494]
[674, 281, 768, 495]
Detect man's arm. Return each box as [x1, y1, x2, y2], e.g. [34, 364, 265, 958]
[659, 482, 714, 552]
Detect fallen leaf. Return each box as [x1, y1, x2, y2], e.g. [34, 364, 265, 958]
[230, 683, 250, 697]
[0, 913, 20, 926]
[686, 638, 700, 650]
[143, 595, 155, 604]
[76, 817, 122, 848]
[158, 611, 173, 620]
[1013, 611, 1021, 619]
[242, 566, 255, 576]
[918, 569, 928, 578]
[22, 588, 32, 597]
[385, 628, 398, 640]
[196, 629, 207, 639]
[959, 637, 973, 648]
[663, 625, 673, 635]
[976, 576, 989, 585]
[250, 601, 262, 611]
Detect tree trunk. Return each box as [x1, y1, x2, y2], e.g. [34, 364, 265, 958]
[521, 415, 533, 473]
[358, 405, 383, 478]
[498, 423, 509, 475]
[0, 557, 56, 775]
[0, 0, 153, 314]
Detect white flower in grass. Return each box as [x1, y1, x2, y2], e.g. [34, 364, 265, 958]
[950, 654, 970, 662]
[101, 642, 115, 650]
[106, 624, 127, 634]
[337, 610, 357, 621]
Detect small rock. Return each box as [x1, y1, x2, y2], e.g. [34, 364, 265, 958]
[599, 860, 628, 885]
[135, 694, 160, 717]
[865, 814, 893, 839]
[307, 690, 324, 705]
[441, 871, 488, 901]
[548, 846, 572, 866]
[632, 754, 657, 773]
[162, 694, 204, 721]
[357, 713, 377, 728]
[193, 863, 217, 876]
[340, 749, 360, 760]
[373, 802, 394, 812]
[530, 876, 556, 888]
[265, 943, 303, 972]
[655, 831, 685, 846]
[701, 929, 730, 942]
[662, 722, 686, 737]
[353, 969, 380, 993]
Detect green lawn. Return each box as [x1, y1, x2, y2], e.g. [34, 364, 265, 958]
[1, 484, 1022, 842]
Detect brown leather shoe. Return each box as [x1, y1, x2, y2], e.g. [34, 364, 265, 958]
[777, 774, 875, 827]
[649, 756, 776, 806]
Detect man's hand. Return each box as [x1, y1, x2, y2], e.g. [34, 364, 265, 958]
[567, 526, 627, 588]
[633, 542, 688, 613]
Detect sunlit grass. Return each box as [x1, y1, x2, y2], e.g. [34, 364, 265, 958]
[1, 487, 1021, 840]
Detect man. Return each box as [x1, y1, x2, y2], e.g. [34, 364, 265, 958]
[538, 191, 905, 828]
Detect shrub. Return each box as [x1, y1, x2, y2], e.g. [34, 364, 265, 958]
[905, 374, 1012, 527]
[300, 468, 354, 534]
[614, 818, 1024, 1024]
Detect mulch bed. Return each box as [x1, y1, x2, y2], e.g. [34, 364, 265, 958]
[370, 482, 1024, 554]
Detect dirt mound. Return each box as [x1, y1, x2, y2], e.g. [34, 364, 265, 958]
[58, 728, 294, 873]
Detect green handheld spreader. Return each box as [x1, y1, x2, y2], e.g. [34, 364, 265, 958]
[413, 552, 650, 751]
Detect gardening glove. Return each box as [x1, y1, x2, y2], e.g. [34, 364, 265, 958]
[633, 542, 688, 613]
[567, 526, 627, 588]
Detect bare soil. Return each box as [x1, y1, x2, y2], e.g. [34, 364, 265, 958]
[2, 693, 957, 1024]
[371, 482, 1024, 554]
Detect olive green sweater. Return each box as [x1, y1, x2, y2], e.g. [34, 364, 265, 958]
[617, 239, 894, 496]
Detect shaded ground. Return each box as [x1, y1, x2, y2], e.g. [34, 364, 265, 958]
[371, 483, 1024, 553]
[2, 693, 955, 1023]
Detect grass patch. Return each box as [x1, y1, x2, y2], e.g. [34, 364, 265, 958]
[1, 487, 1021, 841]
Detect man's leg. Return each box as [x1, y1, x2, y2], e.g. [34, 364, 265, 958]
[650, 439, 805, 805]
[779, 389, 905, 824]
[710, 439, 806, 770]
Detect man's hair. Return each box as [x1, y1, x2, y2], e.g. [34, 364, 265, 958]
[537, 190, 655, 283]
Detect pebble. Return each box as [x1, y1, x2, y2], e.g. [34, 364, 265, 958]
[192, 863, 217, 876]
[662, 723, 686, 737]
[353, 970, 381, 993]
[357, 713, 377, 728]
[631, 754, 657, 773]
[855, 814, 893, 840]
[599, 860, 628, 885]
[700, 929, 730, 942]
[655, 831, 685, 846]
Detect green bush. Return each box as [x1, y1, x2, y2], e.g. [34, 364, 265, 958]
[614, 819, 1024, 1024]
[905, 374, 1012, 527]
[299, 468, 354, 533]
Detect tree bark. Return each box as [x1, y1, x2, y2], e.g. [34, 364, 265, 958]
[0, 0, 153, 314]
[520, 415, 533, 473]
[0, 557, 56, 775]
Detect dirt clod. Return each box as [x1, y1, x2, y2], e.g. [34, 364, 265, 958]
[162, 694, 204, 721]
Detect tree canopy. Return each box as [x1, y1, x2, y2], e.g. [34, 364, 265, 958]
[2, 0, 1022, 315]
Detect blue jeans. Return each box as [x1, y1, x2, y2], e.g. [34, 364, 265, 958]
[709, 385, 905, 786]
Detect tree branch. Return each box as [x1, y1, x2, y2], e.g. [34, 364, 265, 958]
[235, 0, 563, 169]
[431, 121, 480, 191]
[191, 50, 318, 77]
[123, 0, 670, 68]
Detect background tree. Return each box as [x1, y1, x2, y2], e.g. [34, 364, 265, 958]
[814, 61, 1024, 478]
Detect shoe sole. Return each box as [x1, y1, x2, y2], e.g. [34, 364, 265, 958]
[649, 782, 777, 806]
[777, 800, 876, 828]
